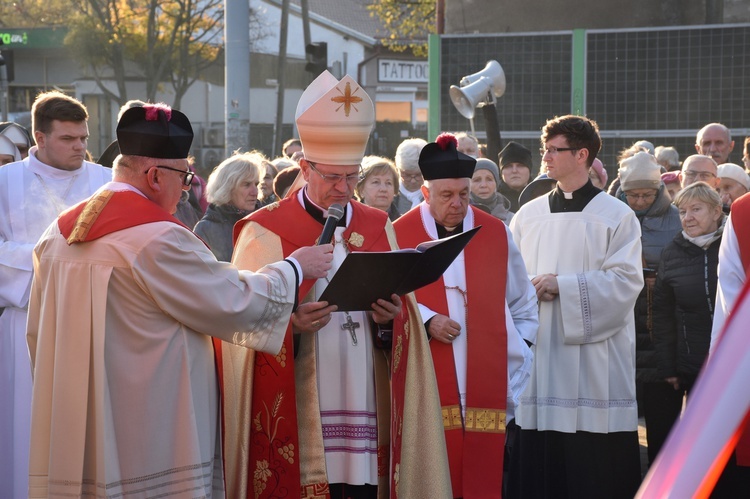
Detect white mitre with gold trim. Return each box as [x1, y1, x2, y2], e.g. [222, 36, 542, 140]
[295, 71, 374, 166]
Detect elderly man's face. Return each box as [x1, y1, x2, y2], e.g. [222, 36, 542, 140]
[400, 169, 424, 193]
[681, 157, 719, 188]
[301, 159, 359, 209]
[696, 125, 734, 165]
[423, 178, 470, 228]
[147, 158, 192, 214]
[457, 137, 478, 158]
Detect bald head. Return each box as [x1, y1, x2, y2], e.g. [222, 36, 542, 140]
[696, 123, 734, 165]
[681, 154, 719, 189]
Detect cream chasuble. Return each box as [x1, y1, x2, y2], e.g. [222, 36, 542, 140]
[27, 186, 297, 498]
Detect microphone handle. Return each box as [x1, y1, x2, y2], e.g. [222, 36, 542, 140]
[318, 217, 338, 245]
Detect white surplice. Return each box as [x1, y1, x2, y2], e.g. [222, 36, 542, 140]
[303, 189, 378, 486]
[26, 184, 298, 498]
[509, 191, 643, 433]
[0, 148, 111, 498]
[414, 203, 538, 421]
[711, 213, 745, 349]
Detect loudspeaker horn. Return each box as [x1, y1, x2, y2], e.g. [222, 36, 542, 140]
[450, 76, 494, 119]
[460, 60, 506, 98]
[449, 60, 506, 119]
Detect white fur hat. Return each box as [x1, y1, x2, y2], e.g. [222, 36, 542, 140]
[0, 122, 31, 149]
[619, 151, 661, 191]
[717, 163, 750, 190]
[0, 135, 21, 162]
[295, 71, 374, 166]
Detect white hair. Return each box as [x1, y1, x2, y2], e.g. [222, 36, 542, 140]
[206, 152, 263, 206]
[395, 138, 427, 173]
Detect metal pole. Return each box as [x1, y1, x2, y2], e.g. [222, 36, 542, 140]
[300, 0, 311, 47]
[0, 64, 7, 122]
[224, 0, 251, 155]
[481, 103, 502, 164]
[273, 0, 290, 157]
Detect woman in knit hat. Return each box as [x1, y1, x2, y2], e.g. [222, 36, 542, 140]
[716, 162, 750, 208]
[469, 157, 513, 224]
[617, 151, 683, 466]
[588, 158, 608, 190]
[660, 171, 682, 200]
[497, 141, 532, 211]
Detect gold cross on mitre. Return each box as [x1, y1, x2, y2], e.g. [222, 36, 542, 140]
[331, 82, 363, 117]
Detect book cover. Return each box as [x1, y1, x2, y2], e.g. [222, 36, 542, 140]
[318, 226, 481, 311]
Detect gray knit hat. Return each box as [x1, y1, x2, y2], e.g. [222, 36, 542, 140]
[473, 158, 500, 185]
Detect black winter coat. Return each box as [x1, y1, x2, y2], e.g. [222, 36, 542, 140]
[652, 230, 722, 383]
[623, 187, 682, 383]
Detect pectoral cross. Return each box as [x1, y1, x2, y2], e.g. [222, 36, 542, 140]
[342, 313, 360, 346]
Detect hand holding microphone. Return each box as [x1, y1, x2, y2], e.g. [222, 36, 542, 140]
[318, 203, 345, 245]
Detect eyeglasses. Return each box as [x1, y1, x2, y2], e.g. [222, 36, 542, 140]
[147, 165, 195, 186]
[682, 170, 716, 181]
[401, 172, 424, 181]
[540, 146, 579, 156]
[625, 192, 657, 201]
[308, 161, 362, 184]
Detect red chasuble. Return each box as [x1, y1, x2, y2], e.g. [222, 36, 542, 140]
[394, 206, 508, 499]
[58, 190, 187, 244]
[216, 193, 409, 498]
[724, 194, 750, 466]
[732, 193, 750, 274]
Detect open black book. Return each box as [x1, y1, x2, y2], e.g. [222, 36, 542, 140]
[318, 226, 481, 311]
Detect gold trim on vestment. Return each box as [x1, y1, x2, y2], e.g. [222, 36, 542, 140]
[294, 289, 329, 488]
[67, 190, 115, 244]
[347, 232, 364, 248]
[384, 219, 452, 498]
[442, 405, 463, 431]
[301, 482, 329, 498]
[465, 407, 506, 434]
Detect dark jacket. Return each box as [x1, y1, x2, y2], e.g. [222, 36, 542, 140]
[470, 191, 513, 225]
[390, 191, 422, 217]
[623, 186, 682, 383]
[497, 180, 524, 213]
[193, 203, 253, 262]
[652, 225, 723, 383]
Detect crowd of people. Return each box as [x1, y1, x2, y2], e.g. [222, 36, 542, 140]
[2, 75, 750, 499]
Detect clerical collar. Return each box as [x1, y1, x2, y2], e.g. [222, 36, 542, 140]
[549, 179, 601, 213]
[435, 221, 463, 239]
[302, 187, 347, 226]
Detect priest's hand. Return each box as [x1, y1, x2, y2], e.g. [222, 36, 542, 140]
[293, 301, 337, 334]
[290, 244, 334, 280]
[428, 314, 461, 344]
[532, 273, 559, 302]
[370, 294, 402, 324]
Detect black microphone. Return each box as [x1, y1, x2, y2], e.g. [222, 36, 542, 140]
[318, 203, 344, 245]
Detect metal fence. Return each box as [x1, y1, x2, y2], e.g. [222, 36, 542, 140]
[436, 24, 750, 177]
